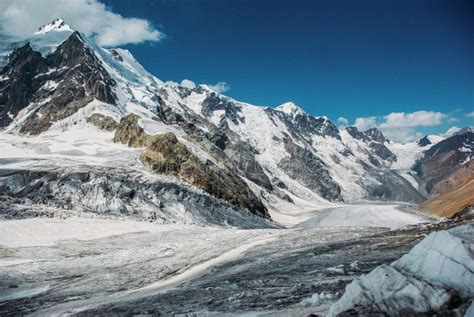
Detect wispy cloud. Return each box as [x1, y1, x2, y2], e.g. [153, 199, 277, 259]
[180, 79, 197, 89]
[208, 82, 230, 93]
[0, 0, 164, 46]
[378, 111, 447, 129]
[352, 110, 450, 143]
[354, 116, 377, 131]
[466, 112, 474, 118]
[337, 117, 349, 126]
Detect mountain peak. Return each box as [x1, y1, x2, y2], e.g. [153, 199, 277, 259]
[34, 18, 73, 35]
[455, 127, 474, 136]
[417, 135, 432, 147]
[364, 127, 389, 143]
[276, 102, 305, 117]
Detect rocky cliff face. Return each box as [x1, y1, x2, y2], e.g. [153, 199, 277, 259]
[114, 114, 269, 218]
[345, 126, 396, 163]
[0, 32, 116, 134]
[0, 21, 449, 221]
[413, 130, 473, 194]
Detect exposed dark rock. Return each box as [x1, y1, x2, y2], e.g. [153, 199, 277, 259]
[278, 138, 342, 201]
[223, 141, 274, 191]
[270, 108, 341, 140]
[0, 43, 48, 127]
[417, 135, 432, 147]
[86, 113, 118, 131]
[364, 127, 389, 143]
[154, 94, 274, 192]
[346, 126, 396, 163]
[113, 113, 147, 147]
[0, 32, 116, 134]
[200, 92, 244, 125]
[345, 126, 369, 142]
[114, 114, 269, 218]
[109, 49, 123, 62]
[413, 131, 473, 194]
[367, 170, 425, 203]
[368, 141, 397, 162]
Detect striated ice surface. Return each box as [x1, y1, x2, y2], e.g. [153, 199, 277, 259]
[329, 224, 474, 316]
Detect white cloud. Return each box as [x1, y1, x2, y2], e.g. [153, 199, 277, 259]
[448, 117, 458, 123]
[0, 0, 163, 46]
[466, 112, 474, 118]
[180, 79, 196, 89]
[164, 80, 178, 87]
[379, 111, 447, 129]
[352, 110, 450, 143]
[337, 117, 348, 126]
[208, 82, 230, 93]
[354, 116, 377, 131]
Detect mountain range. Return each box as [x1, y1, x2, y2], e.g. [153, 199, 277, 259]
[0, 19, 472, 225]
[0, 19, 473, 317]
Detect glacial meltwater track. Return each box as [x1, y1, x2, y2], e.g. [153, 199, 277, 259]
[297, 204, 429, 229]
[1, 204, 467, 316]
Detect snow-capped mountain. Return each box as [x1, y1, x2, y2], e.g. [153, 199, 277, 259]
[34, 18, 74, 35]
[0, 19, 471, 224]
[413, 129, 473, 196]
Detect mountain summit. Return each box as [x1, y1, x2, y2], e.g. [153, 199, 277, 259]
[276, 102, 306, 117]
[34, 18, 73, 35]
[0, 20, 471, 223]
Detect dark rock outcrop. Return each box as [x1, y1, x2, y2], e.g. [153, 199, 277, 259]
[114, 114, 269, 218]
[413, 130, 473, 194]
[345, 126, 369, 142]
[364, 127, 389, 143]
[417, 135, 432, 147]
[278, 138, 342, 201]
[270, 108, 341, 140]
[86, 113, 118, 131]
[200, 92, 244, 125]
[154, 96, 274, 192]
[368, 141, 397, 162]
[367, 170, 425, 203]
[346, 126, 396, 163]
[0, 32, 116, 134]
[0, 44, 48, 127]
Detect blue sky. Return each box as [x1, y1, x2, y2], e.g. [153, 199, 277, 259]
[1, 0, 472, 141]
[107, 0, 474, 141]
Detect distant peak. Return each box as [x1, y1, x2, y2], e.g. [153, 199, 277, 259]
[417, 135, 432, 147]
[276, 102, 305, 117]
[364, 127, 389, 143]
[35, 18, 74, 35]
[455, 127, 474, 136]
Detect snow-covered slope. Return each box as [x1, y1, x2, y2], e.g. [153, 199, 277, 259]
[34, 18, 73, 34]
[0, 19, 74, 68]
[0, 18, 455, 223]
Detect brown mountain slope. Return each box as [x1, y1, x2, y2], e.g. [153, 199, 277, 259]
[431, 160, 474, 194]
[419, 172, 474, 218]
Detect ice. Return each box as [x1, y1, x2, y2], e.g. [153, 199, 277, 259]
[0, 217, 173, 248]
[297, 204, 426, 229]
[394, 224, 474, 298]
[329, 224, 474, 315]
